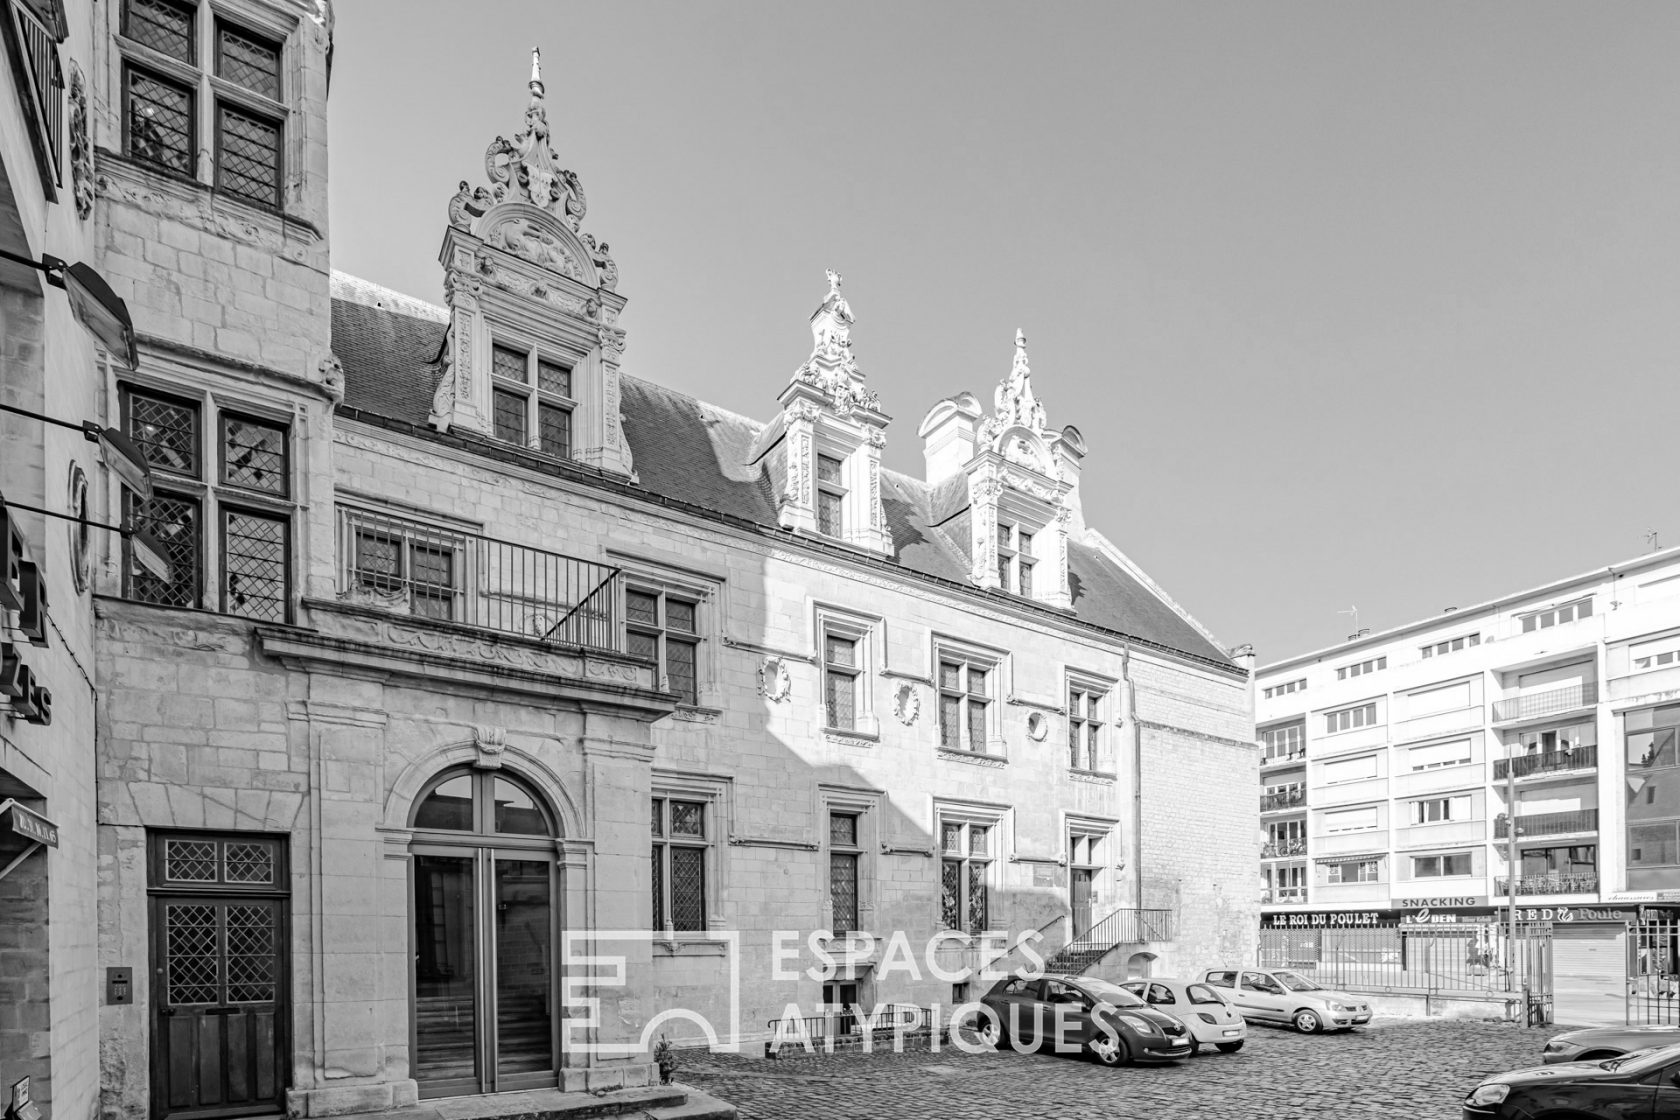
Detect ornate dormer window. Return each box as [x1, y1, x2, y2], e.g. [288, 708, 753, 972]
[428, 49, 632, 476]
[762, 271, 891, 553]
[918, 330, 1087, 609]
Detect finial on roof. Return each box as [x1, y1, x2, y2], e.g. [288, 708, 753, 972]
[989, 327, 1047, 435]
[1013, 328, 1028, 374]
[459, 46, 586, 229]
[530, 46, 543, 95]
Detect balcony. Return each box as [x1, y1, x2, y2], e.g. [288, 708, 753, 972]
[1494, 873, 1599, 897]
[334, 506, 623, 654]
[1262, 838, 1307, 859]
[1495, 809, 1598, 839]
[1261, 887, 1307, 904]
[1492, 746, 1597, 782]
[1261, 788, 1307, 813]
[1493, 682, 1598, 724]
[1262, 749, 1307, 769]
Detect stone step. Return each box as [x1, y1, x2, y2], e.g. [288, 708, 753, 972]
[645, 1083, 738, 1120]
[320, 1085, 694, 1120]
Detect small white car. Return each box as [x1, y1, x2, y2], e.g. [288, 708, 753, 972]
[1202, 968, 1371, 1033]
[1119, 977, 1247, 1053]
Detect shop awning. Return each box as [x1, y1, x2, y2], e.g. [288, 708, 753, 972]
[0, 798, 57, 883]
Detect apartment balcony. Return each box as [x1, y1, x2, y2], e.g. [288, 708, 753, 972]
[1262, 839, 1307, 859]
[1494, 809, 1598, 839]
[1492, 682, 1598, 726]
[1492, 746, 1598, 782]
[1261, 788, 1307, 813]
[1494, 873, 1599, 897]
[332, 506, 625, 654]
[1261, 749, 1308, 770]
[1261, 887, 1307, 905]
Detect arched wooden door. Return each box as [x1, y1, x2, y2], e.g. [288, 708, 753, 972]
[409, 768, 561, 1097]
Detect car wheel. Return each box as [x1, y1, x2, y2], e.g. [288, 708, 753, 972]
[1216, 1040, 1245, 1054]
[1293, 1009, 1322, 1034]
[978, 1018, 1009, 1050]
[1088, 1034, 1128, 1067]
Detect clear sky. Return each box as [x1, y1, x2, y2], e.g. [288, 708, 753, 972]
[328, 1, 1680, 664]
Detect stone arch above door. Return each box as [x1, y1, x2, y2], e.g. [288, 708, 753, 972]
[383, 732, 582, 839]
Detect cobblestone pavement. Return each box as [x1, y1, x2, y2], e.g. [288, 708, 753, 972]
[678, 1018, 1554, 1119]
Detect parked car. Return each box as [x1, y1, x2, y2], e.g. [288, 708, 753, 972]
[1118, 977, 1247, 1053]
[977, 973, 1193, 1065]
[1202, 968, 1371, 1033]
[1463, 1042, 1680, 1118]
[1541, 1024, 1680, 1064]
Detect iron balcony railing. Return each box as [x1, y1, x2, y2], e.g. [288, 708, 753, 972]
[1493, 682, 1598, 723]
[1262, 788, 1307, 812]
[1495, 873, 1599, 896]
[1493, 746, 1598, 781]
[335, 506, 622, 653]
[1261, 887, 1307, 904]
[1262, 838, 1307, 859]
[1495, 808, 1598, 839]
[5, 0, 63, 192]
[1064, 907, 1175, 955]
[1263, 749, 1308, 767]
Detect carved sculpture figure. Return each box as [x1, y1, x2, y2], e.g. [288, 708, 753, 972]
[791, 269, 880, 415]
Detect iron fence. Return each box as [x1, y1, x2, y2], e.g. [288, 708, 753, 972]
[1494, 809, 1598, 839]
[335, 506, 622, 653]
[766, 1004, 936, 1042]
[1493, 747, 1598, 781]
[1262, 839, 1308, 858]
[1493, 682, 1598, 723]
[1259, 921, 1552, 1021]
[1630, 916, 1680, 1026]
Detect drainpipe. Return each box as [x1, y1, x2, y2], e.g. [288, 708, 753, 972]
[1123, 642, 1143, 910]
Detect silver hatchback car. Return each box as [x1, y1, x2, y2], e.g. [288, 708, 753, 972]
[1202, 968, 1371, 1033]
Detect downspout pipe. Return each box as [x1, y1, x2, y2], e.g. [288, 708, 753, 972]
[1123, 641, 1143, 909]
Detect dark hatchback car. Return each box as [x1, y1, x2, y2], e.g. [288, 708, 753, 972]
[1463, 1042, 1680, 1119]
[978, 974, 1192, 1066]
[1540, 1024, 1680, 1064]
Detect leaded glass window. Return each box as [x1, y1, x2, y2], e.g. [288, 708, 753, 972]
[823, 633, 860, 730]
[489, 343, 574, 459]
[216, 103, 282, 207]
[652, 797, 709, 932]
[493, 388, 527, 445]
[215, 21, 280, 100]
[222, 415, 288, 495]
[126, 0, 196, 61]
[1068, 683, 1106, 772]
[829, 811, 860, 934]
[816, 454, 845, 537]
[128, 490, 201, 607]
[222, 509, 287, 622]
[939, 821, 992, 934]
[126, 68, 195, 175]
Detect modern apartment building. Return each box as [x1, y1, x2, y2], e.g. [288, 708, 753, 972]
[1256, 546, 1680, 928]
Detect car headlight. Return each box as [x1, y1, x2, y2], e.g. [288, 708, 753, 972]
[1466, 1084, 1510, 1107]
[1114, 1013, 1159, 1035]
[1326, 1001, 1351, 1012]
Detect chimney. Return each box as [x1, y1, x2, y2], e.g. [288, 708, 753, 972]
[917, 393, 982, 484]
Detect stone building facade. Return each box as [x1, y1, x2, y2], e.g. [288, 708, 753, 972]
[72, 9, 1255, 1119]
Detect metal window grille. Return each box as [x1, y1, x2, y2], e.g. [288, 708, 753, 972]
[128, 489, 201, 607]
[215, 21, 280, 100]
[126, 387, 200, 475]
[221, 414, 287, 495]
[221, 508, 287, 622]
[124, 0, 195, 62]
[215, 101, 281, 206]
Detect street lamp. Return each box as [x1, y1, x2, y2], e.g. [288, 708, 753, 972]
[0, 493, 171, 583]
[0, 249, 138, 371]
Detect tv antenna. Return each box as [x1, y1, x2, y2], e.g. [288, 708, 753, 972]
[1648, 529, 1661, 552]
[1338, 605, 1359, 633]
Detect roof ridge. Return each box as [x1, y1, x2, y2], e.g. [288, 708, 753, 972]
[1078, 527, 1234, 659]
[331, 271, 448, 324]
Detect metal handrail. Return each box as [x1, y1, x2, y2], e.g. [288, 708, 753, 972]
[1494, 808, 1598, 838]
[1495, 874, 1598, 896]
[1064, 907, 1176, 954]
[1262, 838, 1307, 858]
[1493, 682, 1598, 723]
[1262, 788, 1307, 811]
[1493, 746, 1597, 780]
[335, 505, 623, 653]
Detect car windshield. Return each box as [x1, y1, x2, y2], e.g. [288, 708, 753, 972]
[1603, 1043, 1680, 1074]
[1075, 979, 1145, 1008]
[1274, 971, 1323, 992]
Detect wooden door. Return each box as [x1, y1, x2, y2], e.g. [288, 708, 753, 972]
[1070, 869, 1094, 934]
[149, 833, 289, 1120]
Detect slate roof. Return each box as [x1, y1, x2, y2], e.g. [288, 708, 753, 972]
[330, 275, 1236, 670]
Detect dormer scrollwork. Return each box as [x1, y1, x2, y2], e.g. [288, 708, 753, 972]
[428, 48, 632, 476]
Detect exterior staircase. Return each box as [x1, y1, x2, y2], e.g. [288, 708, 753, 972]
[1044, 908, 1176, 975]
